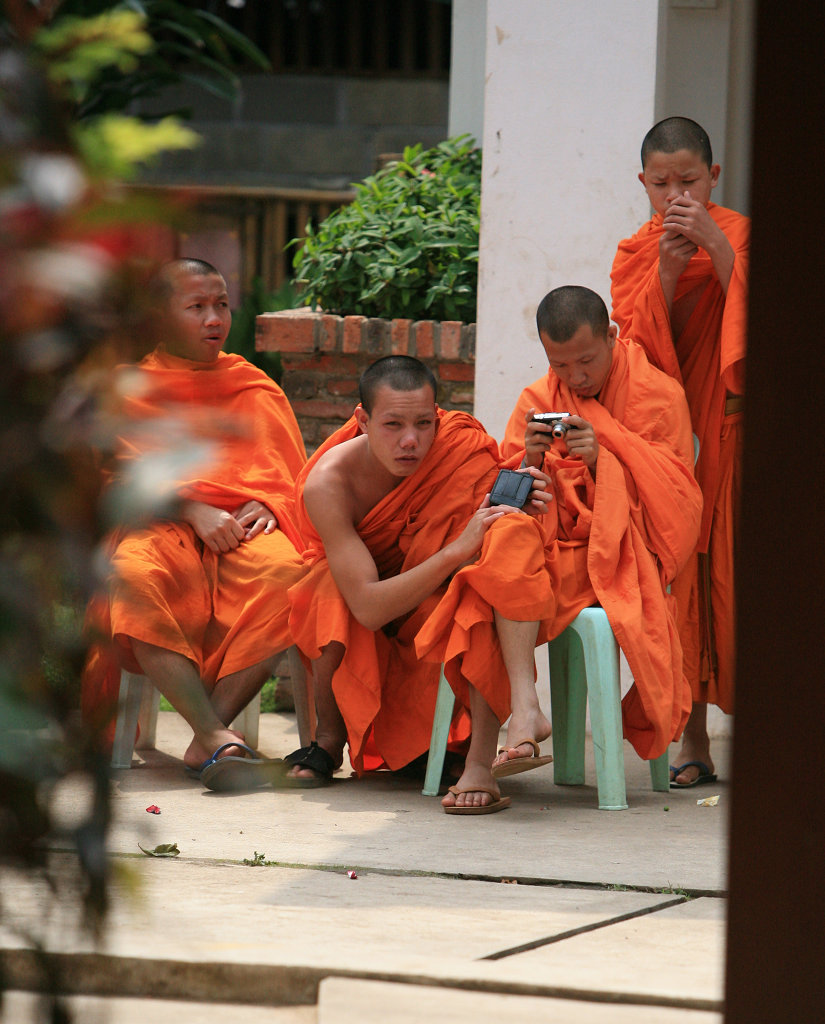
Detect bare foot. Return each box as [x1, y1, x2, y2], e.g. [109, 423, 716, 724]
[184, 727, 246, 771]
[441, 760, 502, 810]
[493, 707, 551, 770]
[670, 745, 715, 785]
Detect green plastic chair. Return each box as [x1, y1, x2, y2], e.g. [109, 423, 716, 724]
[547, 607, 669, 809]
[421, 619, 670, 808]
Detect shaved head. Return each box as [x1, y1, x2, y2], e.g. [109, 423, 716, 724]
[641, 117, 713, 170]
[536, 286, 610, 343]
[359, 356, 438, 413]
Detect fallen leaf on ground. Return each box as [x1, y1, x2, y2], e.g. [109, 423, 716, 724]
[138, 843, 181, 858]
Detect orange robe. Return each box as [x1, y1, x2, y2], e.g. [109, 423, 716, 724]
[491, 340, 703, 759]
[288, 410, 554, 774]
[82, 349, 308, 738]
[611, 202, 749, 711]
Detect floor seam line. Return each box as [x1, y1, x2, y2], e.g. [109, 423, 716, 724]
[480, 895, 687, 960]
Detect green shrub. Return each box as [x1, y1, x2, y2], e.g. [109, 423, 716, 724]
[293, 135, 481, 324]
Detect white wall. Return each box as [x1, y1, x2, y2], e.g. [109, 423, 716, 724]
[448, 0, 487, 145]
[475, 0, 660, 441]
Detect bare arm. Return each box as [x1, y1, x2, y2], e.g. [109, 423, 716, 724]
[304, 473, 513, 632]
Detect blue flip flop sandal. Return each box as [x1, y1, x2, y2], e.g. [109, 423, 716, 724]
[198, 742, 285, 793]
[669, 760, 718, 789]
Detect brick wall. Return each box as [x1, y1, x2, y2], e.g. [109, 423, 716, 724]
[256, 308, 476, 452]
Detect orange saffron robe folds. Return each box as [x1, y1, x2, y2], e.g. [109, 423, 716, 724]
[496, 340, 702, 759]
[611, 202, 749, 710]
[82, 349, 308, 734]
[288, 410, 554, 774]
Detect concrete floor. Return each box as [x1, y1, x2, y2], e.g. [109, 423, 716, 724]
[1, 709, 730, 1023]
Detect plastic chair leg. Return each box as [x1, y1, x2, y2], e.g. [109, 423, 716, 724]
[111, 671, 146, 770]
[232, 690, 261, 750]
[649, 750, 670, 792]
[548, 627, 588, 785]
[572, 611, 627, 810]
[288, 645, 314, 748]
[422, 668, 455, 796]
[135, 679, 159, 751]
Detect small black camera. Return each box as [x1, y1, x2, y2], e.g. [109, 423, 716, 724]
[489, 468, 533, 509]
[531, 412, 572, 438]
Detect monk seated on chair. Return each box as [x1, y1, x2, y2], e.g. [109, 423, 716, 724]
[486, 285, 703, 771]
[283, 355, 557, 815]
[81, 259, 308, 792]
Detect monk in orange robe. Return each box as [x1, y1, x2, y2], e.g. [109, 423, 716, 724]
[468, 286, 702, 766]
[285, 355, 556, 814]
[82, 259, 307, 790]
[610, 117, 749, 787]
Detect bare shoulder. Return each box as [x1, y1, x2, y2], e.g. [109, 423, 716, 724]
[303, 438, 363, 532]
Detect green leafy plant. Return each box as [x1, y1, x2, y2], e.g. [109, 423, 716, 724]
[293, 135, 481, 324]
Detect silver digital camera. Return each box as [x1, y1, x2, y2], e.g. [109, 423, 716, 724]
[531, 412, 572, 438]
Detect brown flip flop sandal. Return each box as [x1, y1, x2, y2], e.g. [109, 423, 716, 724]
[492, 738, 553, 779]
[443, 784, 511, 815]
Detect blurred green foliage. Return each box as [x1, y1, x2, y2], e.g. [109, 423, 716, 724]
[293, 136, 481, 324]
[0, 2, 269, 1017]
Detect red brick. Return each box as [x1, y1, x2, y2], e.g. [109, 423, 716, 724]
[327, 378, 359, 396]
[414, 321, 435, 358]
[342, 315, 365, 353]
[282, 353, 358, 374]
[438, 362, 475, 382]
[364, 317, 390, 355]
[255, 309, 318, 353]
[319, 314, 341, 352]
[461, 323, 476, 359]
[390, 319, 412, 355]
[439, 321, 463, 360]
[292, 398, 356, 420]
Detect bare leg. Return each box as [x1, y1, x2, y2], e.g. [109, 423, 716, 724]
[441, 684, 503, 809]
[131, 639, 270, 769]
[490, 613, 550, 769]
[286, 641, 348, 781]
[670, 701, 714, 784]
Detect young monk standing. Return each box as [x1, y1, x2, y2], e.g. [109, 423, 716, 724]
[284, 356, 555, 814]
[610, 117, 750, 787]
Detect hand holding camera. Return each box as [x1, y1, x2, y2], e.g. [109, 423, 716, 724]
[524, 409, 599, 473]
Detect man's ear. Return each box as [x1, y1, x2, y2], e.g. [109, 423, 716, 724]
[709, 163, 721, 189]
[607, 324, 618, 348]
[354, 404, 369, 433]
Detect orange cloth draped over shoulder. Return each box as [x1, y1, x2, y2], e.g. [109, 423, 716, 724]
[288, 409, 554, 774]
[496, 340, 702, 759]
[81, 349, 307, 741]
[611, 202, 749, 711]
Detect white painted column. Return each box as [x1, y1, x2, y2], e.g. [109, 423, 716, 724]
[475, 0, 660, 440]
[447, 0, 488, 145]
